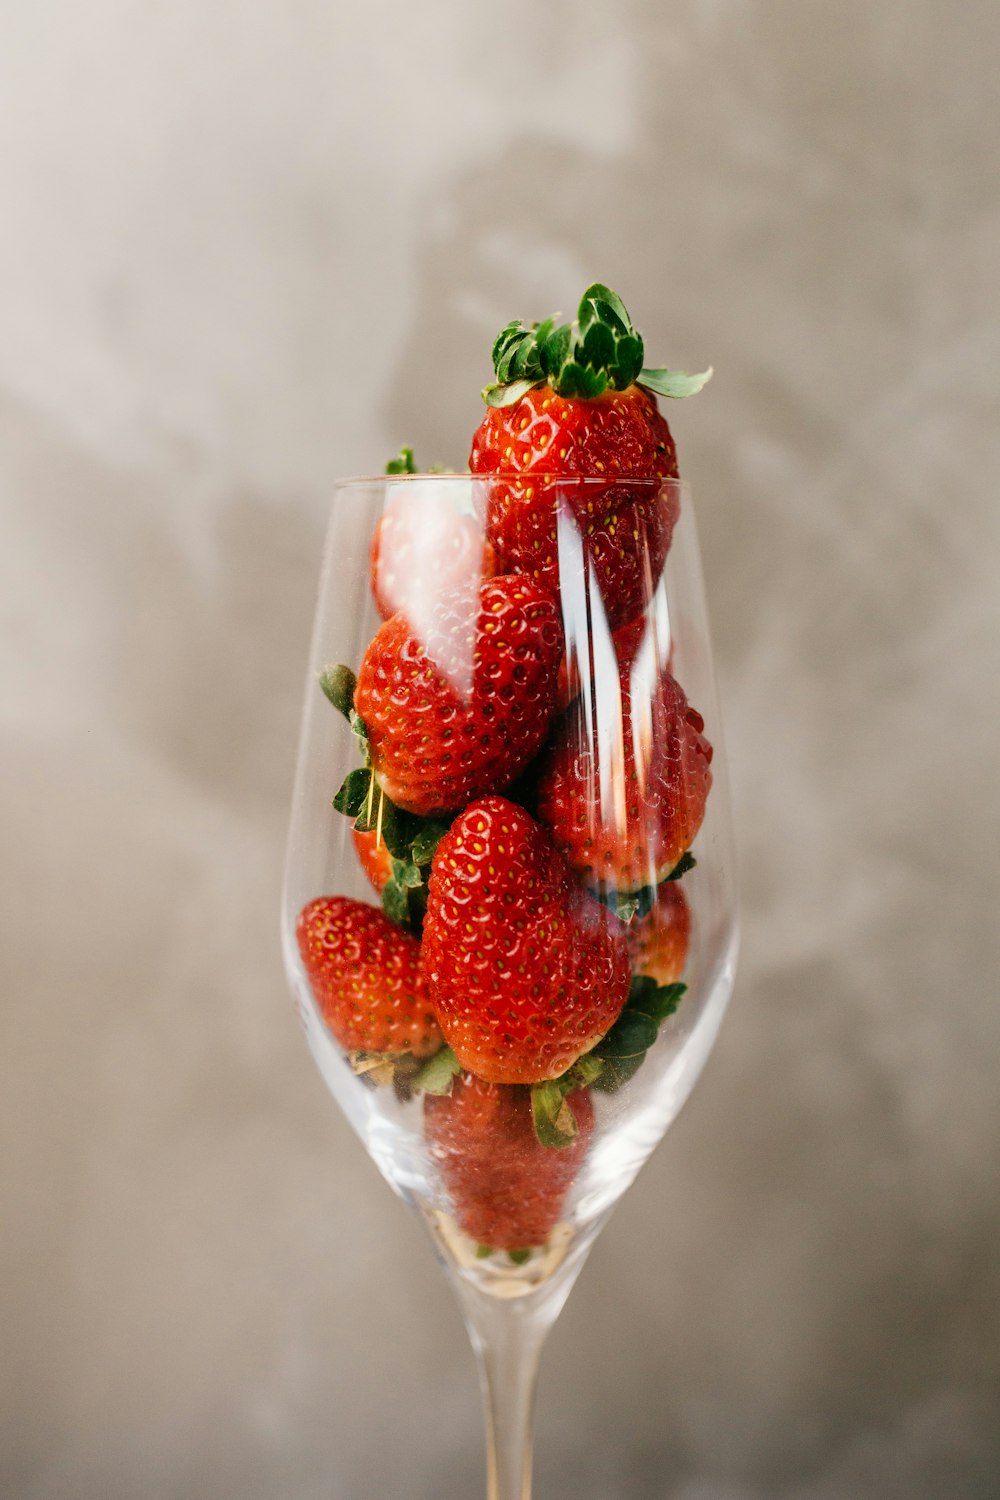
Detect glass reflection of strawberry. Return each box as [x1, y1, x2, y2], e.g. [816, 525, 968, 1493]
[536, 662, 713, 895]
[469, 284, 710, 630]
[425, 1073, 595, 1253]
[422, 797, 631, 1085]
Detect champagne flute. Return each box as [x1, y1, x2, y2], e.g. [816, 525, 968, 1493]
[281, 472, 738, 1499]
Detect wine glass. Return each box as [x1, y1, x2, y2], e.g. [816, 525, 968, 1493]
[281, 472, 738, 1499]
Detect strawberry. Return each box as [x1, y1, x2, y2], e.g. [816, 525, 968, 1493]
[354, 576, 563, 817]
[471, 388, 679, 633]
[371, 481, 496, 623]
[535, 663, 713, 894]
[424, 1073, 594, 1251]
[352, 826, 392, 894]
[469, 284, 710, 630]
[296, 896, 441, 1057]
[555, 612, 648, 711]
[627, 881, 691, 986]
[421, 796, 631, 1084]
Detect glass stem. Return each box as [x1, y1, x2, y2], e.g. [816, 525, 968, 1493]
[464, 1293, 548, 1500]
[456, 1272, 579, 1500]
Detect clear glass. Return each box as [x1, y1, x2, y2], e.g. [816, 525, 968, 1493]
[281, 474, 738, 1498]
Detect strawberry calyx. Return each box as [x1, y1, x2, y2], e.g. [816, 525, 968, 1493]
[482, 282, 712, 409]
[350, 1044, 463, 1107]
[385, 445, 418, 474]
[592, 852, 698, 924]
[474, 1246, 532, 1266]
[528, 973, 688, 1144]
[348, 1049, 418, 1092]
[349, 1048, 450, 1104]
[320, 665, 370, 759]
[323, 663, 451, 929]
[334, 766, 450, 929]
[530, 1054, 604, 1148]
[589, 975, 686, 1093]
[412, 1046, 462, 1095]
[384, 446, 447, 475]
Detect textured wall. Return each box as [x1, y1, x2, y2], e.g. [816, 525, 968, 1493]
[2, 2, 999, 1497]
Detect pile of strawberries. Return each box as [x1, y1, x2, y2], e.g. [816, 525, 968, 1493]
[298, 286, 713, 1256]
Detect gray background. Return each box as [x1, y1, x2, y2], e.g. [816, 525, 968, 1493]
[2, 2, 999, 1497]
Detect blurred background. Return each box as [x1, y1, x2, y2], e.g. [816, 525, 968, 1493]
[2, 2, 999, 1497]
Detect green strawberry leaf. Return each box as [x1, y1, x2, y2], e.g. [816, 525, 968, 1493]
[589, 978, 688, 1093]
[352, 789, 420, 859]
[320, 663, 370, 761]
[626, 974, 660, 1015]
[337, 774, 449, 933]
[594, 1009, 659, 1059]
[333, 767, 374, 818]
[561, 362, 608, 399]
[613, 333, 644, 386]
[412, 1047, 461, 1095]
[665, 851, 697, 881]
[319, 664, 357, 720]
[485, 286, 711, 406]
[647, 982, 686, 1025]
[638, 366, 713, 399]
[380, 877, 411, 927]
[528, 1052, 607, 1145]
[495, 334, 525, 384]
[503, 325, 550, 384]
[566, 1053, 605, 1090]
[491, 319, 525, 369]
[539, 322, 573, 378]
[410, 821, 451, 866]
[591, 300, 630, 339]
[578, 283, 633, 335]
[508, 1249, 532, 1265]
[385, 446, 418, 474]
[626, 975, 686, 1024]
[531, 1079, 580, 1148]
[380, 854, 429, 930]
[391, 855, 424, 890]
[580, 320, 616, 373]
[482, 377, 543, 408]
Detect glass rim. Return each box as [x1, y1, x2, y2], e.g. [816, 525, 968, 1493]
[331, 472, 689, 489]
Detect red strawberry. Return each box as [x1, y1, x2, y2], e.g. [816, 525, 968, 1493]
[536, 664, 713, 893]
[296, 896, 441, 1056]
[469, 285, 709, 630]
[421, 797, 631, 1084]
[425, 1073, 594, 1251]
[555, 612, 649, 711]
[370, 486, 497, 623]
[354, 576, 563, 817]
[627, 881, 691, 986]
[471, 387, 678, 632]
[352, 827, 392, 894]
